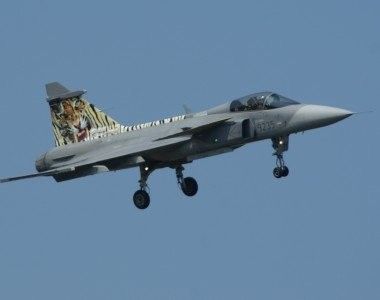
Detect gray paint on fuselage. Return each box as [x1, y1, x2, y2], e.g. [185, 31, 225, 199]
[35, 101, 350, 183]
[37, 105, 303, 173]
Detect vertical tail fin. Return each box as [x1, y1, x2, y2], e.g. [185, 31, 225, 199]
[46, 82, 124, 147]
[46, 82, 70, 99]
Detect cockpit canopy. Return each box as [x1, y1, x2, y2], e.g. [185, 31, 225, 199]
[230, 92, 299, 112]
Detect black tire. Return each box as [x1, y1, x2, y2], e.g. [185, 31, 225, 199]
[281, 166, 289, 177]
[133, 190, 150, 209]
[273, 167, 282, 178]
[181, 177, 198, 197]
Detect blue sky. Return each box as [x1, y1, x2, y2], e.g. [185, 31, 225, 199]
[0, 1, 379, 299]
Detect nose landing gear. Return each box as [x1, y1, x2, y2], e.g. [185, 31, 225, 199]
[272, 136, 290, 179]
[273, 154, 289, 178]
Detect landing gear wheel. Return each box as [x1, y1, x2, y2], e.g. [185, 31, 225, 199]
[133, 190, 150, 209]
[181, 177, 198, 197]
[273, 167, 282, 178]
[281, 166, 289, 177]
[273, 166, 289, 178]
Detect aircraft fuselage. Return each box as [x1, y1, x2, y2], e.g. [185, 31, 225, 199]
[36, 103, 351, 178]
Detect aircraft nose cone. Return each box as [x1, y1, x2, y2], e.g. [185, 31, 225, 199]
[289, 105, 353, 132]
[301, 105, 352, 122]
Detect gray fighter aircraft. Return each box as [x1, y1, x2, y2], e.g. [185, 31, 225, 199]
[1, 82, 353, 209]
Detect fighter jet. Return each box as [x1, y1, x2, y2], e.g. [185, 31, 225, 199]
[0, 82, 353, 209]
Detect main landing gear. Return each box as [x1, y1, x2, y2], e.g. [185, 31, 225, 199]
[176, 166, 198, 197]
[272, 136, 290, 179]
[132, 164, 198, 209]
[133, 165, 152, 209]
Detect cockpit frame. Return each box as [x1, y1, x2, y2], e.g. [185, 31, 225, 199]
[230, 92, 299, 112]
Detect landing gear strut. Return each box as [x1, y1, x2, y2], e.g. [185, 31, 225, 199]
[176, 166, 198, 197]
[272, 136, 290, 179]
[133, 165, 153, 209]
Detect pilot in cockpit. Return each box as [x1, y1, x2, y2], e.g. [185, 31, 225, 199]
[247, 96, 265, 110]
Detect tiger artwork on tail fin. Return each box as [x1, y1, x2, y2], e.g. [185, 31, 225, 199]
[46, 82, 124, 146]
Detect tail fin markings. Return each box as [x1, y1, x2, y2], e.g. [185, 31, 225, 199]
[46, 82, 123, 147]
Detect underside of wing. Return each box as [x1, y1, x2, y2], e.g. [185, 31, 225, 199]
[1, 115, 232, 183]
[77, 135, 192, 168]
[72, 116, 232, 169]
[51, 135, 193, 182]
[0, 167, 75, 183]
[0, 135, 192, 183]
